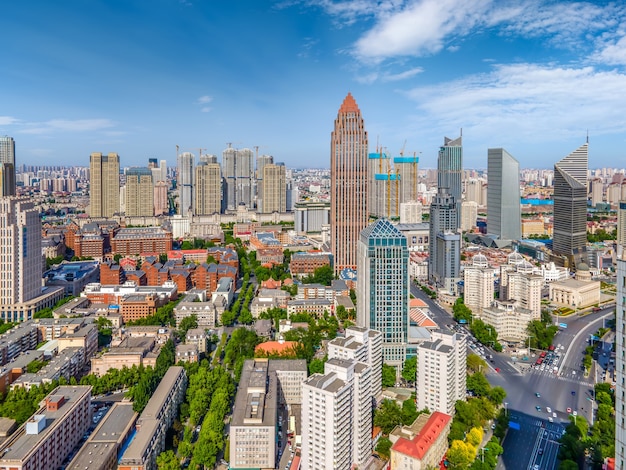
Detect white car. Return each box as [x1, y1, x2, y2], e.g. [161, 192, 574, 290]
[546, 407, 551, 413]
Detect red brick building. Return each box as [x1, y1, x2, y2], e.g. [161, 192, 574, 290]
[100, 261, 126, 285]
[111, 227, 173, 256]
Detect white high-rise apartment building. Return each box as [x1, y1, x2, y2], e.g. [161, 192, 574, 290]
[0, 136, 15, 166]
[461, 200, 478, 232]
[615, 251, 626, 469]
[262, 163, 286, 213]
[502, 272, 543, 318]
[125, 167, 154, 217]
[195, 162, 222, 215]
[618, 201, 626, 253]
[416, 330, 467, 415]
[301, 358, 373, 470]
[327, 326, 383, 398]
[463, 266, 494, 313]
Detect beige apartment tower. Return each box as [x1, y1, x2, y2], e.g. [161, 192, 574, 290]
[331, 93, 369, 273]
[262, 163, 286, 213]
[195, 162, 222, 215]
[89, 152, 120, 218]
[125, 167, 154, 217]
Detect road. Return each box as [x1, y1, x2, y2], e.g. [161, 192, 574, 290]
[410, 282, 615, 470]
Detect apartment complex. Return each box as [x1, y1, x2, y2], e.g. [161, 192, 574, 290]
[330, 93, 369, 273]
[463, 266, 495, 313]
[118, 366, 187, 470]
[230, 359, 307, 469]
[615, 251, 626, 469]
[0, 386, 92, 470]
[416, 330, 467, 415]
[262, 163, 287, 213]
[195, 161, 222, 215]
[125, 167, 154, 217]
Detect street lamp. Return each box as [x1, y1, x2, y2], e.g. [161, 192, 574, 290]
[504, 402, 508, 416]
[481, 447, 489, 463]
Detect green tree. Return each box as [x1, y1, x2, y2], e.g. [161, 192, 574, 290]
[401, 399, 418, 425]
[156, 450, 180, 470]
[376, 437, 392, 459]
[382, 363, 396, 388]
[309, 357, 326, 375]
[401, 356, 417, 384]
[447, 440, 476, 470]
[559, 460, 580, 470]
[221, 310, 235, 326]
[374, 399, 403, 434]
[178, 314, 198, 339]
[467, 353, 487, 374]
[466, 427, 483, 447]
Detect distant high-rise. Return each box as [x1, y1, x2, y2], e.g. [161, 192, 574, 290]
[199, 154, 218, 164]
[0, 136, 15, 166]
[487, 148, 521, 241]
[256, 154, 274, 212]
[195, 162, 222, 215]
[153, 181, 168, 216]
[357, 219, 409, 369]
[331, 93, 369, 273]
[437, 135, 462, 228]
[223, 147, 254, 211]
[394, 154, 420, 204]
[429, 189, 461, 293]
[262, 163, 286, 213]
[125, 167, 154, 217]
[89, 152, 120, 218]
[616, 252, 626, 468]
[553, 143, 588, 262]
[618, 201, 626, 249]
[177, 152, 195, 216]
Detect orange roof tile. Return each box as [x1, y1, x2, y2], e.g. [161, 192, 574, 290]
[255, 341, 298, 356]
[410, 298, 428, 308]
[391, 412, 451, 460]
[410, 308, 437, 328]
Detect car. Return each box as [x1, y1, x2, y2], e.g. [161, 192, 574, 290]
[571, 390, 576, 396]
[546, 407, 551, 413]
[553, 412, 557, 418]
[567, 407, 572, 413]
[536, 406, 542, 412]
[538, 449, 544, 455]
[495, 368, 500, 373]
[491, 423, 496, 430]
[534, 465, 540, 470]
[548, 417, 553, 422]
[535, 392, 541, 398]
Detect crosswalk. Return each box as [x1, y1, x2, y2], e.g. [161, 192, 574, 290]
[527, 366, 593, 387]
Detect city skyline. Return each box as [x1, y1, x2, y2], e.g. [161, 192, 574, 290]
[2, 1, 626, 169]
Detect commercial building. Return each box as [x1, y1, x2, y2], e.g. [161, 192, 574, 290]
[548, 277, 601, 309]
[389, 412, 451, 470]
[195, 161, 222, 215]
[552, 143, 588, 265]
[428, 189, 461, 294]
[89, 152, 120, 218]
[118, 366, 187, 470]
[330, 93, 369, 273]
[416, 330, 466, 415]
[125, 167, 154, 217]
[294, 200, 330, 235]
[357, 219, 409, 368]
[301, 358, 373, 470]
[0, 386, 92, 470]
[0, 197, 65, 323]
[437, 136, 463, 229]
[487, 148, 521, 241]
[0, 136, 16, 196]
[230, 359, 307, 469]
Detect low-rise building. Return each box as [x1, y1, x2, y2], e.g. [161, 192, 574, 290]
[185, 328, 208, 354]
[176, 343, 199, 363]
[289, 252, 332, 279]
[389, 412, 452, 470]
[91, 337, 159, 376]
[287, 298, 333, 317]
[549, 277, 601, 309]
[479, 300, 535, 343]
[118, 366, 187, 470]
[0, 386, 92, 470]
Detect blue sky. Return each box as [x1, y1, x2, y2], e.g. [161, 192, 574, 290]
[2, 0, 626, 170]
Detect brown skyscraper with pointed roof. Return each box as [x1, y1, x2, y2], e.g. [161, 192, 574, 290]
[330, 93, 369, 273]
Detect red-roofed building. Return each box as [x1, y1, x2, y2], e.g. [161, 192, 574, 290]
[389, 412, 451, 470]
[409, 298, 429, 309]
[254, 339, 299, 358]
[261, 278, 282, 289]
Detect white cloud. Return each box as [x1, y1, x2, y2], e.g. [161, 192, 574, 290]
[404, 63, 626, 143]
[595, 35, 626, 66]
[19, 118, 116, 135]
[197, 95, 213, 104]
[0, 116, 20, 126]
[201, 107, 212, 113]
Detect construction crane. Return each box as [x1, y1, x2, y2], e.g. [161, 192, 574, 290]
[399, 139, 407, 157]
[198, 148, 206, 159]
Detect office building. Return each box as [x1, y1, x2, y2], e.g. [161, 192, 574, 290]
[223, 146, 254, 211]
[428, 189, 461, 293]
[331, 93, 369, 273]
[118, 366, 187, 470]
[437, 136, 462, 228]
[89, 152, 120, 218]
[230, 359, 307, 469]
[357, 219, 409, 369]
[0, 136, 15, 166]
[0, 163, 16, 197]
[195, 162, 222, 215]
[125, 167, 154, 217]
[301, 358, 372, 470]
[294, 200, 330, 235]
[487, 148, 521, 241]
[0, 386, 91, 470]
[416, 330, 466, 415]
[616, 251, 626, 469]
[177, 151, 194, 216]
[0, 197, 63, 322]
[262, 163, 287, 213]
[552, 143, 588, 264]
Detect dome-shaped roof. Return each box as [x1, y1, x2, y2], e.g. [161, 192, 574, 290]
[507, 251, 524, 265]
[577, 261, 590, 271]
[472, 253, 488, 267]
